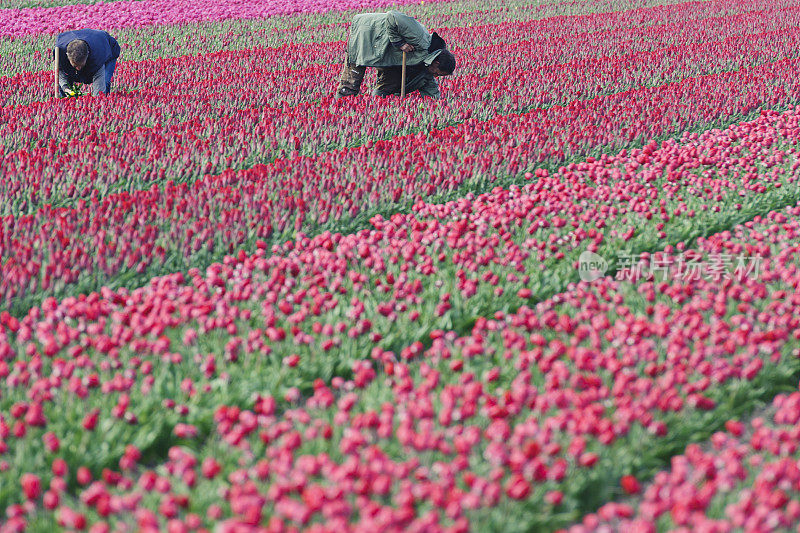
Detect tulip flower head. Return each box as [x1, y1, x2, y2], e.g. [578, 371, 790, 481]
[1, 1, 800, 531]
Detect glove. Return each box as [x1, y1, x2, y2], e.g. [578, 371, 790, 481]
[63, 85, 82, 97]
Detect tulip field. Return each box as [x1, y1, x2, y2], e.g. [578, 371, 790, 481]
[6, 0, 800, 530]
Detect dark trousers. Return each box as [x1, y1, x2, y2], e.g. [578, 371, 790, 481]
[373, 65, 426, 96]
[336, 63, 428, 98]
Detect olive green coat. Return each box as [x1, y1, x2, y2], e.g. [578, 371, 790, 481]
[346, 10, 443, 68]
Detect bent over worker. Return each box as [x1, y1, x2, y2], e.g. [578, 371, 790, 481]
[336, 10, 456, 99]
[54, 29, 120, 97]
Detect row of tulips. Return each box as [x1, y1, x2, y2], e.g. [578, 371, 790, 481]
[579, 386, 800, 533]
[0, 0, 125, 9]
[3, 0, 775, 161]
[0, 0, 442, 39]
[1, 0, 769, 93]
[4, 46, 800, 312]
[3, 168, 800, 530]
[2, 103, 800, 524]
[5, 29, 796, 190]
[0, 0, 679, 77]
[0, 0, 795, 230]
[4, 0, 798, 120]
[3, 1, 800, 530]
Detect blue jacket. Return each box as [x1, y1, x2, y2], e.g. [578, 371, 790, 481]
[55, 29, 120, 84]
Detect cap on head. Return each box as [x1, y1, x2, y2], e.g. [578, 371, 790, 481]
[66, 39, 89, 69]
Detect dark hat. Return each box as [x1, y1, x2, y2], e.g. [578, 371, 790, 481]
[428, 32, 447, 52]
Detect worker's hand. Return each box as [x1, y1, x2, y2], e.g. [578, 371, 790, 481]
[399, 43, 415, 53]
[63, 84, 83, 97]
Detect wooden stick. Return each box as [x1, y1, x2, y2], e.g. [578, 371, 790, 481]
[54, 46, 59, 98]
[400, 50, 407, 98]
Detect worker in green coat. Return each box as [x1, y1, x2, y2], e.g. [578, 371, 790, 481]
[336, 10, 456, 99]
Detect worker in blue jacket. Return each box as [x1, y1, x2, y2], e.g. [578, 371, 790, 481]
[55, 29, 120, 97]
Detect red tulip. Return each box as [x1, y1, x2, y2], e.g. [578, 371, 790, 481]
[20, 473, 41, 500]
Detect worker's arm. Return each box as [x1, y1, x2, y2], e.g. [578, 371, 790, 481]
[385, 11, 431, 51]
[414, 76, 440, 99]
[57, 69, 72, 98]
